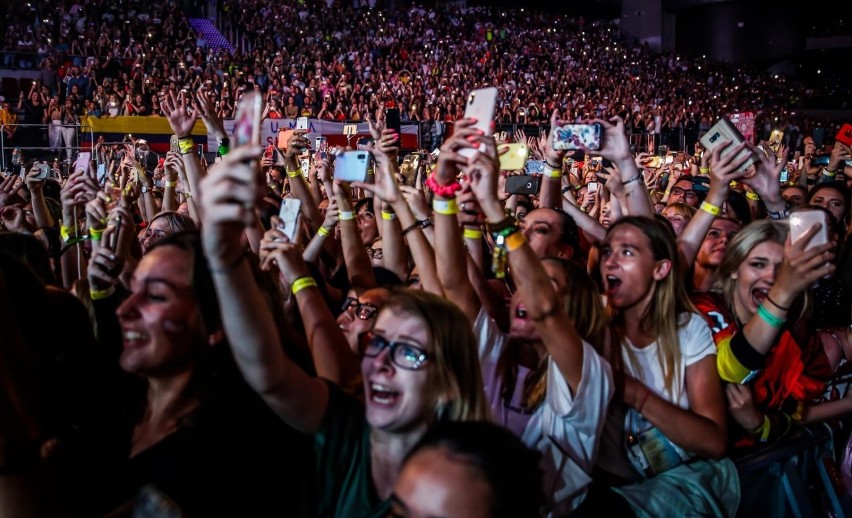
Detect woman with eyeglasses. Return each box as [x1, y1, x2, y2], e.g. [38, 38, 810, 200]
[200, 146, 490, 517]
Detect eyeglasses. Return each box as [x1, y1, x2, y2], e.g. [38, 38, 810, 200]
[360, 332, 430, 371]
[341, 297, 379, 320]
[367, 247, 383, 260]
[671, 187, 697, 199]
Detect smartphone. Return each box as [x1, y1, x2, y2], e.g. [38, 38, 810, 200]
[700, 119, 758, 173]
[233, 92, 263, 147]
[277, 129, 295, 150]
[277, 198, 302, 241]
[504, 175, 541, 196]
[344, 124, 358, 136]
[334, 151, 370, 182]
[641, 156, 663, 168]
[300, 158, 310, 176]
[658, 145, 669, 157]
[33, 161, 50, 180]
[74, 152, 91, 175]
[552, 124, 602, 151]
[779, 168, 789, 183]
[836, 123, 852, 147]
[460, 87, 498, 158]
[789, 209, 829, 249]
[812, 155, 830, 167]
[768, 129, 784, 151]
[386, 108, 401, 137]
[587, 181, 599, 193]
[97, 163, 107, 182]
[169, 134, 179, 153]
[197, 144, 204, 157]
[316, 136, 328, 155]
[525, 159, 545, 175]
[400, 154, 421, 187]
[498, 143, 529, 171]
[664, 154, 674, 165]
[296, 116, 309, 130]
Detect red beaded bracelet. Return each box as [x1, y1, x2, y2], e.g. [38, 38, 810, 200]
[424, 173, 462, 198]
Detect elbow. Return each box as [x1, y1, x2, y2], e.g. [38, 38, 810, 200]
[703, 433, 728, 460]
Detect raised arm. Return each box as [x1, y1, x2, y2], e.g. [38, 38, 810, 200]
[282, 130, 323, 232]
[199, 145, 328, 434]
[591, 116, 654, 218]
[539, 110, 567, 209]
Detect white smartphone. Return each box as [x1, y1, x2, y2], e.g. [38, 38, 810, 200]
[233, 92, 263, 147]
[789, 209, 829, 249]
[700, 118, 758, 173]
[587, 181, 599, 193]
[278, 198, 302, 241]
[296, 116, 309, 130]
[334, 150, 370, 182]
[460, 87, 498, 158]
[74, 152, 91, 175]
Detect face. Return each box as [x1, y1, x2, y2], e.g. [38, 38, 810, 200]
[362, 307, 438, 433]
[390, 447, 492, 518]
[601, 224, 670, 312]
[810, 188, 846, 224]
[661, 207, 691, 237]
[142, 217, 173, 254]
[338, 288, 386, 353]
[668, 180, 698, 207]
[523, 208, 569, 259]
[510, 261, 568, 341]
[116, 246, 207, 378]
[368, 239, 384, 267]
[731, 241, 783, 322]
[782, 187, 806, 208]
[356, 204, 378, 244]
[696, 219, 740, 267]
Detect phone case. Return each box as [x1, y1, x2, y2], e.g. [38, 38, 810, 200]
[504, 175, 541, 196]
[74, 152, 91, 175]
[334, 151, 370, 182]
[836, 124, 852, 147]
[278, 198, 302, 241]
[498, 144, 530, 171]
[587, 181, 599, 193]
[460, 87, 498, 158]
[233, 92, 262, 147]
[789, 210, 828, 249]
[700, 119, 758, 173]
[769, 130, 784, 150]
[552, 124, 602, 151]
[296, 117, 309, 130]
[386, 108, 402, 137]
[525, 160, 545, 175]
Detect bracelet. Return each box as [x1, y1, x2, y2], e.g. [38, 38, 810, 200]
[485, 215, 516, 234]
[561, 186, 573, 195]
[699, 201, 721, 216]
[424, 174, 463, 198]
[89, 227, 104, 241]
[621, 174, 642, 186]
[177, 137, 194, 155]
[823, 167, 837, 177]
[699, 167, 710, 174]
[636, 388, 651, 414]
[381, 210, 396, 220]
[463, 228, 483, 239]
[432, 198, 459, 216]
[543, 165, 562, 179]
[745, 192, 759, 201]
[765, 293, 790, 311]
[287, 170, 301, 178]
[756, 303, 785, 328]
[339, 210, 355, 221]
[183, 192, 193, 199]
[90, 285, 116, 300]
[317, 226, 331, 237]
[60, 224, 77, 242]
[165, 180, 178, 188]
[291, 276, 318, 295]
[505, 230, 526, 251]
[401, 219, 432, 236]
[766, 208, 790, 220]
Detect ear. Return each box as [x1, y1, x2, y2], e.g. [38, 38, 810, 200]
[652, 259, 672, 281]
[556, 244, 574, 261]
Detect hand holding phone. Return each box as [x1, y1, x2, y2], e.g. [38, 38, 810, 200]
[334, 151, 370, 182]
[233, 92, 263, 147]
[460, 87, 498, 158]
[278, 198, 302, 242]
[552, 124, 602, 151]
[789, 209, 828, 249]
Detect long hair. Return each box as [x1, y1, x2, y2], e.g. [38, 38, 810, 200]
[382, 288, 490, 423]
[500, 258, 607, 409]
[606, 216, 694, 396]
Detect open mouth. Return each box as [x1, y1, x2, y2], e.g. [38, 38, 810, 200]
[605, 275, 622, 295]
[369, 382, 399, 406]
[122, 329, 149, 346]
[515, 306, 528, 320]
[752, 287, 769, 306]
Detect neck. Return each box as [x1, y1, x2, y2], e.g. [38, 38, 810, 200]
[732, 297, 753, 327]
[692, 262, 717, 292]
[620, 289, 658, 348]
[143, 369, 198, 425]
[369, 425, 428, 500]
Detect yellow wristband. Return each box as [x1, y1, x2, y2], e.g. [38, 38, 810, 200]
[89, 227, 104, 241]
[544, 166, 562, 179]
[287, 170, 301, 178]
[165, 180, 178, 188]
[177, 137, 194, 155]
[60, 224, 77, 242]
[505, 230, 526, 252]
[339, 210, 354, 221]
[432, 198, 459, 215]
[291, 276, 318, 295]
[90, 285, 116, 300]
[746, 192, 759, 201]
[381, 210, 396, 220]
[463, 228, 483, 239]
[700, 201, 721, 216]
[317, 226, 330, 237]
[699, 167, 710, 174]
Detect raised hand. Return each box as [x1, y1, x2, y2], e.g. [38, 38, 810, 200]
[726, 384, 763, 432]
[543, 109, 567, 168]
[770, 225, 836, 308]
[161, 89, 199, 138]
[704, 140, 751, 205]
[195, 89, 227, 140]
[433, 118, 480, 186]
[0, 174, 25, 208]
[741, 142, 784, 208]
[259, 218, 311, 285]
[587, 116, 632, 166]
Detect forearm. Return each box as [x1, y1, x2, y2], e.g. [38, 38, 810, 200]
[434, 199, 479, 320]
[162, 183, 178, 212]
[636, 390, 726, 458]
[382, 213, 408, 281]
[286, 169, 322, 232]
[295, 286, 359, 387]
[562, 197, 606, 244]
[338, 209, 376, 290]
[678, 189, 725, 269]
[30, 191, 53, 229]
[614, 158, 654, 217]
[390, 198, 441, 295]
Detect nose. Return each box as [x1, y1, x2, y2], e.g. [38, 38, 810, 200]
[371, 346, 395, 371]
[764, 265, 779, 285]
[337, 308, 354, 325]
[603, 251, 619, 270]
[116, 290, 142, 321]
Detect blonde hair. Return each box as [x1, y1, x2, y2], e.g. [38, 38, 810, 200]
[663, 202, 697, 220]
[606, 217, 695, 396]
[383, 289, 490, 422]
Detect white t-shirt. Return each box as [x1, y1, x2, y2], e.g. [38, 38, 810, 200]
[620, 312, 716, 408]
[474, 308, 613, 515]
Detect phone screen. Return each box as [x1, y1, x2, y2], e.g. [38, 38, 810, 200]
[386, 108, 401, 136]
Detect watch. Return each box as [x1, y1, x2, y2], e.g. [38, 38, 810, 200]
[141, 186, 150, 193]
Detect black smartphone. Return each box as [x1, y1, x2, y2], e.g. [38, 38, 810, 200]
[505, 175, 541, 196]
[386, 108, 401, 137]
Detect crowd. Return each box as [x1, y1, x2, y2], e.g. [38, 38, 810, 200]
[2, 1, 852, 517]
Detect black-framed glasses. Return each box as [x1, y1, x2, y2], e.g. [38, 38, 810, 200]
[360, 332, 430, 371]
[671, 187, 697, 199]
[341, 297, 379, 320]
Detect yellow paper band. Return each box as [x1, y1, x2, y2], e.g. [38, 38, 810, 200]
[317, 226, 330, 237]
[463, 228, 483, 239]
[700, 201, 721, 216]
[381, 210, 396, 220]
[505, 230, 526, 252]
[291, 276, 318, 295]
[432, 199, 459, 216]
[178, 137, 194, 155]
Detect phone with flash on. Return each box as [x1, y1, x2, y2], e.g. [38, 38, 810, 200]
[498, 143, 530, 171]
[277, 198, 302, 242]
[789, 209, 829, 250]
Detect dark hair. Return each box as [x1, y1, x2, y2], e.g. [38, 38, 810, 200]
[354, 197, 374, 214]
[806, 182, 851, 225]
[726, 190, 752, 225]
[0, 232, 57, 285]
[544, 208, 581, 257]
[405, 421, 544, 518]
